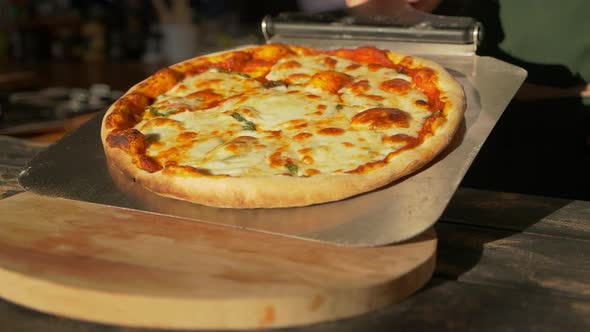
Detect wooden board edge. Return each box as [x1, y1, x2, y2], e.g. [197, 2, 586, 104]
[0, 192, 437, 329]
[0, 248, 435, 330]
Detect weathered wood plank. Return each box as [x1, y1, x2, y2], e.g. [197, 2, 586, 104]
[353, 278, 590, 332]
[435, 223, 590, 297]
[0, 165, 25, 199]
[0, 136, 44, 168]
[533, 201, 590, 239]
[442, 188, 590, 240]
[0, 136, 44, 198]
[1, 278, 588, 332]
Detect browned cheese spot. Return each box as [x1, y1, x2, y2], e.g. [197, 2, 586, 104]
[156, 147, 181, 160]
[222, 136, 257, 154]
[351, 107, 410, 130]
[286, 73, 310, 85]
[323, 57, 337, 69]
[345, 63, 361, 71]
[285, 119, 308, 130]
[193, 78, 222, 89]
[277, 60, 302, 70]
[347, 80, 370, 95]
[304, 168, 320, 176]
[132, 155, 163, 173]
[297, 147, 315, 165]
[318, 127, 345, 135]
[380, 78, 411, 94]
[301, 156, 314, 165]
[269, 150, 287, 168]
[360, 94, 385, 101]
[368, 63, 386, 72]
[185, 88, 224, 109]
[141, 118, 184, 131]
[176, 131, 198, 141]
[265, 130, 282, 139]
[308, 71, 353, 94]
[253, 43, 294, 61]
[224, 143, 239, 152]
[293, 132, 313, 141]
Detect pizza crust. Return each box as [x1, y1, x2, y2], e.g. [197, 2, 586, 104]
[101, 45, 465, 209]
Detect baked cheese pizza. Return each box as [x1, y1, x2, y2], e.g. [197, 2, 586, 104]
[101, 43, 465, 208]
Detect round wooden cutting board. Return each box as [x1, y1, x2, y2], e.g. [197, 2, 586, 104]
[0, 192, 436, 330]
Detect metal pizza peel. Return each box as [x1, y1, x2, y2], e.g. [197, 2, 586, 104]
[18, 5, 526, 246]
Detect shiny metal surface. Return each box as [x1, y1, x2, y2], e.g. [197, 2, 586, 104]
[263, 7, 482, 55]
[263, 8, 481, 44]
[18, 52, 525, 246]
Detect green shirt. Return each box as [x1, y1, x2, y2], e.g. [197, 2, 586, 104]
[468, 0, 590, 87]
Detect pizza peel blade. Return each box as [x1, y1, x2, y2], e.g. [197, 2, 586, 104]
[17, 12, 526, 246]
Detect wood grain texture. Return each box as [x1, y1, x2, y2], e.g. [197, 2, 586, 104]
[435, 223, 590, 297]
[328, 278, 590, 332]
[0, 136, 45, 199]
[2, 278, 589, 332]
[443, 188, 590, 240]
[0, 192, 436, 330]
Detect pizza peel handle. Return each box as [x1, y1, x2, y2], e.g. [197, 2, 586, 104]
[262, 7, 483, 56]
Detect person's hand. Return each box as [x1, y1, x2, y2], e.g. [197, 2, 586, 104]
[515, 82, 590, 100]
[405, 0, 443, 12]
[346, 0, 443, 15]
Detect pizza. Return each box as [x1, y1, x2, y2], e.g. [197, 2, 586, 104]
[101, 43, 465, 208]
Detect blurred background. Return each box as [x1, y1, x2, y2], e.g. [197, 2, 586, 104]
[0, 0, 299, 140]
[0, 0, 284, 65]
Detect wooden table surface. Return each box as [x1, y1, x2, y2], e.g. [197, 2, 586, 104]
[0, 134, 589, 331]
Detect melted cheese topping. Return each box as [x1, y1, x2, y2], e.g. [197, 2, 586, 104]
[134, 52, 434, 176]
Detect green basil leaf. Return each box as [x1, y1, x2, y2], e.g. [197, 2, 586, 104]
[285, 162, 298, 176]
[148, 106, 178, 117]
[230, 112, 247, 122]
[241, 121, 256, 131]
[218, 68, 250, 78]
[262, 80, 288, 89]
[230, 112, 256, 131]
